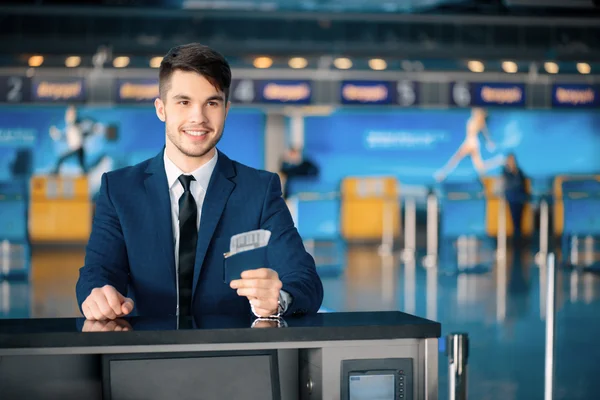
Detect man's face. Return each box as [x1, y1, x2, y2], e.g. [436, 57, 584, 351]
[154, 70, 229, 160]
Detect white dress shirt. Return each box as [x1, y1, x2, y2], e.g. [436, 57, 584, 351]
[163, 150, 290, 317]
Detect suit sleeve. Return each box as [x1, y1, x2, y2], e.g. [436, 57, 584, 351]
[75, 172, 130, 313]
[260, 173, 324, 316]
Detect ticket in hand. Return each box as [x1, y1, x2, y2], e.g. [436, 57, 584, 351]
[228, 229, 271, 255]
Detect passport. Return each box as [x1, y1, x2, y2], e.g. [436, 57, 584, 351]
[223, 229, 271, 284]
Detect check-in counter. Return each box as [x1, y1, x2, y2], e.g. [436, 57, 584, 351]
[0, 311, 440, 400]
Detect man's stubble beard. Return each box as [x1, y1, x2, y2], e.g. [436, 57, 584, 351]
[165, 119, 225, 159]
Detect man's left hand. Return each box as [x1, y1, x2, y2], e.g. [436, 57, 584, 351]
[230, 268, 282, 317]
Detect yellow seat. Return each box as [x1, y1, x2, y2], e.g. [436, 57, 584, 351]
[29, 175, 92, 244]
[340, 176, 400, 242]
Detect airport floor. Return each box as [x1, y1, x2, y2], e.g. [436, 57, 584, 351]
[1, 241, 600, 400]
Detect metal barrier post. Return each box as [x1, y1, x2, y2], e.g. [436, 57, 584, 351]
[426, 265, 438, 321]
[497, 197, 507, 261]
[535, 199, 549, 266]
[457, 235, 468, 270]
[423, 192, 438, 268]
[447, 332, 469, 400]
[0, 280, 9, 313]
[401, 197, 416, 262]
[544, 253, 556, 400]
[1, 240, 10, 277]
[404, 257, 416, 315]
[378, 196, 394, 256]
[570, 236, 579, 267]
[584, 235, 594, 267]
[380, 253, 395, 306]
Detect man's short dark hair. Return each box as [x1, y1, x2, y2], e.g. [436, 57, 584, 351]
[159, 43, 231, 101]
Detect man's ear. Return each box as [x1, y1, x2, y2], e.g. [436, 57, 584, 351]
[154, 98, 166, 122]
[225, 100, 231, 119]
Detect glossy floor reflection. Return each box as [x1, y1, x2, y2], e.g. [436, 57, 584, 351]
[2, 244, 600, 400]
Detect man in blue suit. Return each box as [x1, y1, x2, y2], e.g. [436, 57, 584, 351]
[76, 43, 323, 321]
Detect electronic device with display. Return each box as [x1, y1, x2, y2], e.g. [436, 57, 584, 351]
[341, 358, 413, 400]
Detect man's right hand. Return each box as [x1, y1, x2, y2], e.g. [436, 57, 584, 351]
[82, 285, 134, 320]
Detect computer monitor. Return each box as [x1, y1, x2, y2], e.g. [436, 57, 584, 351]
[102, 350, 281, 400]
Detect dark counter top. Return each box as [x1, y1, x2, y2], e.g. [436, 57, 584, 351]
[0, 311, 440, 351]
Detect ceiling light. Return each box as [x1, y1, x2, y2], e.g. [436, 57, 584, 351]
[334, 57, 352, 70]
[113, 56, 130, 68]
[28, 55, 44, 67]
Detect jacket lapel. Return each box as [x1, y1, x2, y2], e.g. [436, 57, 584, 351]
[192, 150, 236, 296]
[143, 149, 176, 284]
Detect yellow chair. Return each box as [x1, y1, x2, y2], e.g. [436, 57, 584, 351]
[29, 175, 92, 244]
[340, 176, 400, 242]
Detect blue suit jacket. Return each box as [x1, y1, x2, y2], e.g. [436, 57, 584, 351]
[76, 149, 323, 317]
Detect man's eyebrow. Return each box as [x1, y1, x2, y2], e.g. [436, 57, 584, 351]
[171, 94, 225, 102]
[172, 94, 192, 100]
[206, 94, 225, 102]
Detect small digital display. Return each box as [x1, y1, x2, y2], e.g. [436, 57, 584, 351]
[349, 374, 395, 400]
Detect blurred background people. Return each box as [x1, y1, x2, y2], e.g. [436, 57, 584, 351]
[435, 107, 501, 181]
[279, 146, 319, 199]
[502, 153, 529, 246]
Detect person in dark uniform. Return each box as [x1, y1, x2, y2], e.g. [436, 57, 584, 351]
[502, 153, 528, 246]
[279, 147, 319, 199]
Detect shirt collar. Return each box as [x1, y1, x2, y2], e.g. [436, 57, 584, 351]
[163, 149, 218, 192]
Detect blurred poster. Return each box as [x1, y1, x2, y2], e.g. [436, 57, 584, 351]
[0, 106, 265, 198]
[303, 108, 600, 188]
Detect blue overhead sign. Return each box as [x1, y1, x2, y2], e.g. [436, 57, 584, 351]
[116, 79, 159, 103]
[450, 81, 526, 107]
[552, 84, 600, 108]
[230, 79, 312, 104]
[340, 80, 419, 106]
[32, 77, 86, 102]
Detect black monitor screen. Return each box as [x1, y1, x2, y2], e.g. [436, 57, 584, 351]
[102, 350, 280, 400]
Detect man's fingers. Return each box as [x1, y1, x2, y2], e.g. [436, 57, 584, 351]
[231, 278, 282, 290]
[121, 298, 134, 315]
[240, 268, 278, 280]
[236, 287, 279, 299]
[87, 300, 105, 321]
[82, 304, 93, 320]
[95, 297, 118, 320]
[103, 287, 123, 316]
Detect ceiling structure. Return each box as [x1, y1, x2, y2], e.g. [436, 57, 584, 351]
[0, 0, 599, 70]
